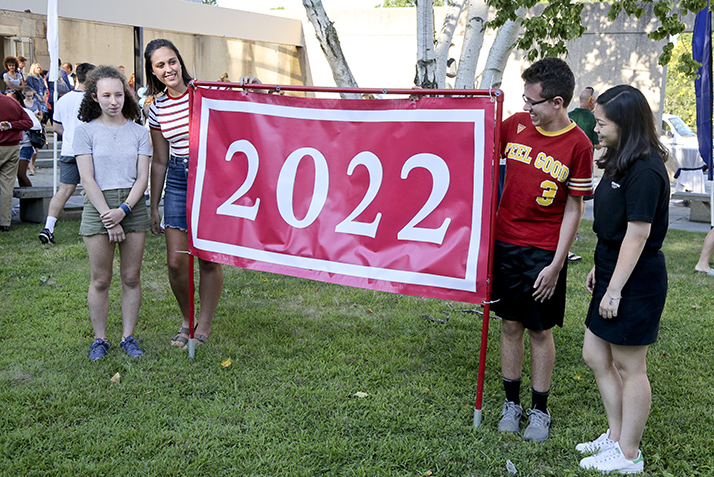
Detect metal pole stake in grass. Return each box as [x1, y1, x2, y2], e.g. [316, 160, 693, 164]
[188, 252, 196, 359]
[473, 302, 491, 428]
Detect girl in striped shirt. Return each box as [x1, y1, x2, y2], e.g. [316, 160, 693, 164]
[145, 38, 222, 349]
[144, 38, 260, 349]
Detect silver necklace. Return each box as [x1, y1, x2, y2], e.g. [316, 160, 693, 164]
[97, 117, 125, 140]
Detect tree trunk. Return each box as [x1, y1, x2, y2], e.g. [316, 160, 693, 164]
[479, 13, 522, 90]
[434, 0, 467, 88]
[302, 0, 360, 99]
[454, 0, 488, 89]
[415, 0, 438, 89]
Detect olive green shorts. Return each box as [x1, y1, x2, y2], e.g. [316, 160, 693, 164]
[79, 188, 150, 236]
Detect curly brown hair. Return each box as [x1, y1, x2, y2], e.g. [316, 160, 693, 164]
[3, 56, 18, 70]
[78, 65, 141, 122]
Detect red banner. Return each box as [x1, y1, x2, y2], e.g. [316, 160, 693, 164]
[188, 87, 498, 303]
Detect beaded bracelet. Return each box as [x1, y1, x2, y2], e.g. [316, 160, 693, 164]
[606, 290, 621, 306]
[119, 203, 132, 215]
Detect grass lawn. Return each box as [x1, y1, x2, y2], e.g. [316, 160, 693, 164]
[1, 219, 713, 476]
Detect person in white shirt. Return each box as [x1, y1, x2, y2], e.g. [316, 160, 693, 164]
[38, 63, 95, 245]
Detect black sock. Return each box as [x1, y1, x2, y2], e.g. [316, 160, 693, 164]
[503, 378, 521, 405]
[531, 389, 549, 413]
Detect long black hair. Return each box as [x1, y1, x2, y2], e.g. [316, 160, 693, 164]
[143, 38, 193, 96]
[595, 85, 668, 178]
[78, 65, 141, 122]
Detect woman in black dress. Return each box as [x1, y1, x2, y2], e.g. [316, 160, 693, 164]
[577, 85, 669, 475]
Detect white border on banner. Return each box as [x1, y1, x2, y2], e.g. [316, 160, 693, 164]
[191, 99, 487, 292]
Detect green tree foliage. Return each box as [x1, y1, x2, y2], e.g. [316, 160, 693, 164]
[664, 33, 697, 130]
[202, 0, 217, 4]
[381, 0, 446, 6]
[489, 0, 706, 72]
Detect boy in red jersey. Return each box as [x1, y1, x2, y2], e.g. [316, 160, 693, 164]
[492, 57, 593, 442]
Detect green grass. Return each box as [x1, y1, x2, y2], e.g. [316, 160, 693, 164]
[1, 220, 713, 476]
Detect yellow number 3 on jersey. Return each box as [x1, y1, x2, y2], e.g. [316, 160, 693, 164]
[537, 180, 558, 206]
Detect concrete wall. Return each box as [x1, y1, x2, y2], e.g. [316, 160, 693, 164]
[274, 3, 693, 116]
[0, 0, 309, 88]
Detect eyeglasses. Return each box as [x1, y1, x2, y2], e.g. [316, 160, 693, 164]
[522, 94, 552, 106]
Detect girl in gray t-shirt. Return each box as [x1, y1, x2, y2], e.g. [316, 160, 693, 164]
[74, 65, 151, 361]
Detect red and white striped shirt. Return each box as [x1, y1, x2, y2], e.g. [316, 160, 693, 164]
[148, 91, 190, 158]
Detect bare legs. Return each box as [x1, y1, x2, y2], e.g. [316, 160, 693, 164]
[84, 232, 146, 340]
[695, 228, 714, 273]
[45, 182, 78, 231]
[17, 160, 32, 187]
[501, 320, 555, 393]
[582, 329, 650, 460]
[164, 227, 224, 339]
[28, 150, 37, 175]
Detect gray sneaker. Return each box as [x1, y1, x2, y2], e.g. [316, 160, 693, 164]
[523, 408, 551, 442]
[497, 400, 523, 434]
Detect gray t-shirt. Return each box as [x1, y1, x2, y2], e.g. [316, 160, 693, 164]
[73, 119, 152, 191]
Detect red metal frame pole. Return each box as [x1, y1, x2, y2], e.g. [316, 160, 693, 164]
[192, 80, 496, 98]
[474, 93, 504, 428]
[187, 86, 197, 359]
[189, 81, 505, 427]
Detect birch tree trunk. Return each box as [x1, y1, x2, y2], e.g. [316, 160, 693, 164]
[434, 0, 467, 88]
[454, 0, 489, 89]
[415, 0, 438, 89]
[302, 0, 360, 99]
[479, 12, 522, 90]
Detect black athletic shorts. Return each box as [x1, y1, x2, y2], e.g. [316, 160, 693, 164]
[491, 240, 568, 330]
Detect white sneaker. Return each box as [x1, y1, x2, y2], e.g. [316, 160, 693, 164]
[576, 429, 616, 455]
[579, 442, 644, 474]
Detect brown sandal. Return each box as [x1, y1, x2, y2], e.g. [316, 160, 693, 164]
[170, 327, 190, 347]
[182, 333, 209, 350]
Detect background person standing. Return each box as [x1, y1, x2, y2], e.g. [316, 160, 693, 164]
[569, 86, 599, 147]
[38, 63, 95, 244]
[0, 91, 33, 231]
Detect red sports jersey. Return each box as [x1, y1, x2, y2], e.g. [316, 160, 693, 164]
[496, 112, 593, 251]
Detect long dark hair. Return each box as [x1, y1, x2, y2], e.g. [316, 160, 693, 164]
[595, 85, 668, 178]
[143, 38, 193, 96]
[78, 66, 141, 122]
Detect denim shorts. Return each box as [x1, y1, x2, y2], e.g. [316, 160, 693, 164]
[80, 188, 150, 236]
[59, 155, 80, 185]
[163, 155, 189, 232]
[19, 146, 34, 161]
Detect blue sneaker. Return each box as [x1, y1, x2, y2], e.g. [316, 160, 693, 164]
[88, 338, 110, 361]
[120, 336, 144, 357]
